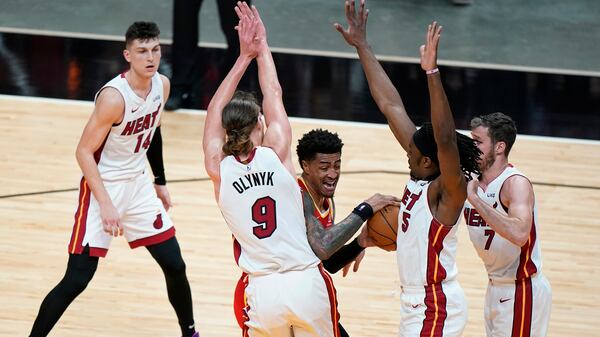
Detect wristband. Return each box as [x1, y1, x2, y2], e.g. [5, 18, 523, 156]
[154, 176, 167, 186]
[352, 202, 374, 221]
[426, 68, 439, 75]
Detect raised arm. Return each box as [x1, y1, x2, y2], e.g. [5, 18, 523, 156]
[421, 23, 466, 208]
[303, 192, 400, 260]
[334, 0, 416, 151]
[467, 175, 534, 247]
[76, 88, 125, 237]
[203, 4, 259, 196]
[239, 3, 296, 175]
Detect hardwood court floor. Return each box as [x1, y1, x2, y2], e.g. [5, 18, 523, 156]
[1, 95, 599, 336]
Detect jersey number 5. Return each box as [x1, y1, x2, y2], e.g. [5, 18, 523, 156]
[252, 196, 277, 239]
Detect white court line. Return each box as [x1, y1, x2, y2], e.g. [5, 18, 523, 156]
[1, 26, 600, 78]
[2, 94, 599, 145]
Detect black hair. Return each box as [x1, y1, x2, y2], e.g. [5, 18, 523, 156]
[222, 91, 261, 156]
[413, 123, 481, 180]
[125, 22, 160, 47]
[470, 112, 517, 156]
[296, 129, 344, 167]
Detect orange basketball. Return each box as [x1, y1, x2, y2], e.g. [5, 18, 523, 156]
[366, 205, 399, 251]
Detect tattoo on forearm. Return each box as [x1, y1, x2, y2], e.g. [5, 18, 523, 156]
[302, 192, 364, 260]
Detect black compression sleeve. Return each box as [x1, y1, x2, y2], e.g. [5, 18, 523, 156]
[147, 126, 166, 185]
[322, 237, 365, 274]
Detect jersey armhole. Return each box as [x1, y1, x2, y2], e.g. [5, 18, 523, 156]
[498, 173, 531, 213]
[95, 86, 125, 127]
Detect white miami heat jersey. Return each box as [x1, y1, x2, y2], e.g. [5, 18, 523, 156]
[218, 146, 320, 276]
[396, 179, 460, 287]
[93, 71, 164, 182]
[464, 165, 542, 282]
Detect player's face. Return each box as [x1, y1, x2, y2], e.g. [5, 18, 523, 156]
[407, 140, 423, 179]
[471, 126, 494, 171]
[124, 38, 161, 78]
[302, 152, 341, 198]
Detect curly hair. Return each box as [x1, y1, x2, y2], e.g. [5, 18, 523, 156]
[125, 22, 160, 47]
[296, 129, 344, 167]
[222, 91, 261, 156]
[413, 123, 481, 181]
[470, 112, 517, 156]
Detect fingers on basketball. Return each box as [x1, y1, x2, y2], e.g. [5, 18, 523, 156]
[366, 205, 399, 251]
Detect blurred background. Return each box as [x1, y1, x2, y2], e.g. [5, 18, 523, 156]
[1, 0, 599, 139]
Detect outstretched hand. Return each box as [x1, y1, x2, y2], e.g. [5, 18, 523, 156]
[419, 21, 442, 72]
[342, 250, 365, 277]
[364, 193, 401, 213]
[334, 0, 370, 48]
[234, 2, 266, 58]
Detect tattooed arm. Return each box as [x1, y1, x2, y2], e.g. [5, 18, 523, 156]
[303, 191, 400, 260]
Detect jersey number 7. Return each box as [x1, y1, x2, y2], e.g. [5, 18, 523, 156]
[252, 196, 277, 239]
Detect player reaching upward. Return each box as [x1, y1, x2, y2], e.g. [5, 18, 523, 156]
[203, 3, 397, 336]
[335, 0, 481, 335]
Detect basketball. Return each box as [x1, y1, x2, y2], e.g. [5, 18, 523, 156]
[366, 205, 399, 251]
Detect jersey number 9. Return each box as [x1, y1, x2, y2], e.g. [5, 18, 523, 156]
[252, 196, 277, 239]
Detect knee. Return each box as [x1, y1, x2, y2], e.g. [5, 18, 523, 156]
[61, 270, 94, 296]
[162, 257, 186, 277]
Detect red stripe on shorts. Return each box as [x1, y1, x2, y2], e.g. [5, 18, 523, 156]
[68, 177, 91, 254]
[420, 283, 447, 337]
[511, 277, 533, 337]
[318, 265, 341, 337]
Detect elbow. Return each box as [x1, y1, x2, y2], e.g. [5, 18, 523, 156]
[75, 146, 86, 164]
[316, 249, 332, 261]
[267, 82, 283, 98]
[514, 232, 530, 247]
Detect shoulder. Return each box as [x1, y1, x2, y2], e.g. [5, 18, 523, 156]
[96, 87, 125, 110]
[502, 174, 532, 195]
[159, 74, 170, 88]
[500, 174, 534, 208]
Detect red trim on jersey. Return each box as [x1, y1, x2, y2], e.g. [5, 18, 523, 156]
[128, 226, 175, 248]
[234, 147, 257, 164]
[511, 277, 533, 337]
[516, 217, 538, 279]
[318, 265, 341, 337]
[68, 177, 91, 255]
[420, 283, 447, 337]
[120, 71, 127, 78]
[233, 236, 242, 266]
[426, 218, 452, 284]
[93, 134, 109, 164]
[233, 272, 250, 330]
[297, 178, 334, 228]
[89, 247, 108, 257]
